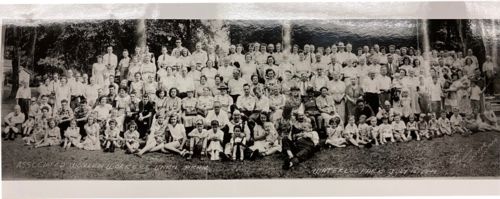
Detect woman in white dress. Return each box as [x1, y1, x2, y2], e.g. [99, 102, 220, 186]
[240, 53, 258, 83]
[141, 55, 156, 80]
[201, 60, 218, 86]
[92, 55, 106, 86]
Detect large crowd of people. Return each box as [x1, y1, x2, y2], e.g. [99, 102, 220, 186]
[4, 37, 500, 170]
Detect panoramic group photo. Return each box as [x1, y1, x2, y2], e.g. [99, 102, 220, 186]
[2, 18, 499, 180]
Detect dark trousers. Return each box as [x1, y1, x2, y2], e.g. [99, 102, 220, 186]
[365, 92, 380, 114]
[58, 121, 70, 138]
[77, 120, 87, 137]
[3, 123, 22, 140]
[230, 95, 240, 105]
[281, 137, 317, 163]
[18, 98, 30, 118]
[379, 91, 391, 107]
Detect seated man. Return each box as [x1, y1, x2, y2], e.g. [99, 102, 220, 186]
[3, 105, 26, 141]
[281, 122, 319, 170]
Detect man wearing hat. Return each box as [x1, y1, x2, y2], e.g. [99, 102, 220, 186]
[214, 84, 233, 113]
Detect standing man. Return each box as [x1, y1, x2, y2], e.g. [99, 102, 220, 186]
[191, 42, 208, 65]
[103, 46, 118, 81]
[117, 49, 131, 82]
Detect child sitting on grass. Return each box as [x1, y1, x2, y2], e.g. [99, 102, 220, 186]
[417, 113, 431, 140]
[63, 119, 82, 150]
[482, 103, 498, 128]
[368, 117, 380, 145]
[325, 117, 346, 148]
[35, 119, 61, 148]
[438, 111, 453, 136]
[186, 119, 208, 160]
[406, 114, 420, 141]
[343, 115, 360, 147]
[23, 122, 44, 146]
[392, 114, 408, 142]
[357, 115, 373, 147]
[103, 119, 121, 153]
[379, 116, 394, 144]
[464, 113, 500, 134]
[21, 116, 35, 137]
[231, 125, 247, 161]
[450, 108, 468, 136]
[428, 113, 440, 137]
[123, 121, 141, 154]
[206, 120, 224, 161]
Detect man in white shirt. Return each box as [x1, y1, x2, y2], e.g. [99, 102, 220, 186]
[117, 49, 130, 82]
[103, 46, 118, 75]
[429, 77, 443, 114]
[191, 42, 208, 65]
[236, 84, 256, 118]
[377, 67, 392, 106]
[227, 68, 246, 103]
[171, 39, 190, 56]
[362, 71, 381, 114]
[205, 101, 230, 129]
[157, 46, 171, 68]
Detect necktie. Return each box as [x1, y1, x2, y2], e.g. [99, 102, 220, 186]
[108, 53, 111, 66]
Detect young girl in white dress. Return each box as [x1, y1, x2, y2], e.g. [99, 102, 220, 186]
[103, 119, 121, 153]
[343, 116, 360, 147]
[206, 120, 224, 161]
[123, 121, 141, 154]
[63, 120, 82, 149]
[23, 122, 44, 146]
[81, 115, 101, 151]
[325, 117, 346, 148]
[35, 119, 61, 148]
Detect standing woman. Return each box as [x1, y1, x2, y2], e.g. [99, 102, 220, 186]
[92, 55, 106, 86]
[202, 60, 218, 86]
[154, 89, 168, 116]
[328, 72, 347, 122]
[240, 53, 257, 83]
[181, 90, 198, 133]
[463, 57, 476, 78]
[143, 75, 158, 101]
[129, 72, 144, 98]
[85, 77, 100, 108]
[195, 75, 212, 97]
[141, 55, 156, 81]
[55, 76, 71, 110]
[159, 66, 178, 93]
[127, 57, 142, 85]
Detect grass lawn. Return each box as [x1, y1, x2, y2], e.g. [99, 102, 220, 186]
[2, 88, 500, 179]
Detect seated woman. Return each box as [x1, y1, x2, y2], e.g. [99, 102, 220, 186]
[63, 119, 82, 150]
[165, 88, 182, 118]
[196, 87, 214, 117]
[164, 115, 188, 156]
[249, 121, 282, 159]
[81, 115, 101, 151]
[35, 119, 62, 148]
[135, 114, 168, 157]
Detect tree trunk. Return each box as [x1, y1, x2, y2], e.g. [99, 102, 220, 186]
[31, 26, 37, 70]
[9, 26, 20, 99]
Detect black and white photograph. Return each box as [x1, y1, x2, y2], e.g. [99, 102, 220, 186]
[1, 3, 500, 184]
